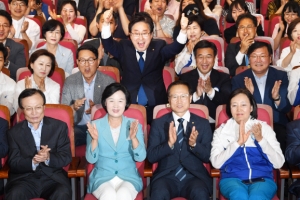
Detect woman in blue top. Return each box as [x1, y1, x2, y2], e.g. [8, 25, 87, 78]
[210, 88, 284, 200]
[86, 83, 146, 200]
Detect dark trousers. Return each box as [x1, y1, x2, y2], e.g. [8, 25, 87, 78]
[74, 124, 88, 146]
[274, 123, 287, 154]
[5, 170, 71, 200]
[150, 169, 210, 200]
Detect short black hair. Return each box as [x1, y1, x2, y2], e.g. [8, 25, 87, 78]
[128, 12, 154, 34]
[226, 0, 249, 23]
[247, 41, 273, 57]
[193, 40, 217, 58]
[226, 88, 257, 119]
[96, 9, 118, 25]
[9, 0, 28, 6]
[0, 43, 8, 61]
[287, 18, 300, 41]
[149, 0, 169, 5]
[28, 49, 56, 77]
[0, 10, 12, 25]
[42, 19, 65, 41]
[76, 44, 98, 59]
[167, 80, 192, 97]
[101, 83, 131, 112]
[235, 13, 257, 28]
[187, 14, 204, 28]
[60, 0, 77, 17]
[18, 88, 46, 109]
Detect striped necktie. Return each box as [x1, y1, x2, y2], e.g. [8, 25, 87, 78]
[175, 118, 186, 181]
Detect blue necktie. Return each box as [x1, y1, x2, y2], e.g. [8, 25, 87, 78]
[175, 118, 186, 181]
[137, 51, 148, 105]
[245, 55, 249, 66]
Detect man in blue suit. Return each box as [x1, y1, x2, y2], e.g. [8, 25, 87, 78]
[147, 80, 213, 200]
[231, 41, 292, 153]
[101, 8, 188, 123]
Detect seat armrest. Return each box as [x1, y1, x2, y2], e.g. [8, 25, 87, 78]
[144, 159, 152, 177]
[76, 156, 87, 178]
[0, 162, 9, 179]
[68, 157, 79, 178]
[279, 163, 290, 179]
[211, 168, 220, 178]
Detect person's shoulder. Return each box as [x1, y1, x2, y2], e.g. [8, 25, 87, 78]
[25, 17, 39, 27]
[96, 70, 115, 83]
[288, 119, 300, 129]
[1, 72, 16, 86]
[65, 72, 81, 84]
[179, 69, 197, 79]
[190, 112, 209, 123]
[0, 117, 7, 124]
[43, 116, 68, 129]
[269, 66, 288, 76]
[6, 38, 23, 48]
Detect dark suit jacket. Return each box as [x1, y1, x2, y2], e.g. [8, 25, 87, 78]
[57, 0, 95, 29]
[224, 24, 264, 44]
[231, 67, 292, 125]
[101, 36, 185, 106]
[285, 119, 300, 195]
[5, 117, 72, 190]
[0, 118, 8, 160]
[179, 69, 231, 120]
[147, 112, 213, 194]
[5, 38, 26, 81]
[225, 41, 247, 76]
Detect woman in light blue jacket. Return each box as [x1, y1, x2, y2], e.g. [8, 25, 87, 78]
[86, 83, 146, 200]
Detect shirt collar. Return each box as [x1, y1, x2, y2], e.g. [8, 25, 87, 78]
[28, 119, 44, 131]
[197, 68, 211, 80]
[252, 69, 269, 80]
[82, 72, 97, 85]
[172, 110, 190, 123]
[12, 16, 25, 24]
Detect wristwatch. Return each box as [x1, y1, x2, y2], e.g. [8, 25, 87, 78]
[273, 95, 281, 101]
[190, 143, 196, 150]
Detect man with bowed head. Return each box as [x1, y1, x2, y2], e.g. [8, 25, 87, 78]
[101, 7, 188, 124]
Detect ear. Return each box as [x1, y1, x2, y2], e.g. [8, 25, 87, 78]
[250, 105, 253, 113]
[189, 95, 192, 103]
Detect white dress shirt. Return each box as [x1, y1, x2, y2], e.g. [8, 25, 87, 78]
[0, 72, 16, 115]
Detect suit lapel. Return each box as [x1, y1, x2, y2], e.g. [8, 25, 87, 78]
[40, 117, 52, 147]
[93, 71, 103, 103]
[143, 42, 155, 74]
[248, 70, 263, 103]
[101, 115, 117, 151]
[263, 68, 274, 104]
[180, 116, 193, 158]
[22, 121, 38, 153]
[116, 116, 130, 150]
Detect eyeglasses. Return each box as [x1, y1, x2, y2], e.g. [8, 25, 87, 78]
[249, 55, 269, 60]
[11, 1, 26, 7]
[130, 32, 151, 38]
[284, 12, 298, 18]
[78, 58, 97, 65]
[24, 105, 44, 113]
[169, 94, 190, 101]
[237, 25, 255, 31]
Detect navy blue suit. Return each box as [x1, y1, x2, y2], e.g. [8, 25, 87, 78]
[231, 67, 291, 152]
[101, 36, 185, 122]
[147, 112, 213, 200]
[0, 117, 8, 160]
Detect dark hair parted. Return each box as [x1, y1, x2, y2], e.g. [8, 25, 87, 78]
[128, 12, 154, 33]
[193, 40, 217, 58]
[9, 0, 28, 6]
[187, 14, 204, 27]
[167, 80, 192, 97]
[226, 88, 257, 119]
[28, 49, 56, 77]
[0, 10, 12, 25]
[60, 1, 77, 17]
[280, 1, 300, 38]
[101, 83, 131, 113]
[96, 9, 118, 25]
[235, 13, 257, 28]
[0, 43, 8, 61]
[42, 19, 65, 41]
[149, 0, 169, 4]
[18, 88, 46, 109]
[226, 0, 249, 23]
[287, 18, 300, 41]
[76, 44, 98, 59]
[246, 41, 273, 57]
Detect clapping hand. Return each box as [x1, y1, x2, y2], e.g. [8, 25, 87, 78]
[188, 126, 198, 146]
[129, 120, 139, 140]
[168, 121, 177, 148]
[244, 77, 254, 94]
[87, 121, 98, 141]
[237, 120, 251, 146]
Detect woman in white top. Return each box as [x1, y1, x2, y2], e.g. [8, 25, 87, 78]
[277, 17, 300, 76]
[36, 19, 74, 76]
[146, 0, 175, 38]
[14, 49, 60, 112]
[49, 1, 86, 44]
[175, 15, 209, 74]
[272, 1, 300, 55]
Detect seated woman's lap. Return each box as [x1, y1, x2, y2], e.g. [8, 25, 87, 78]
[220, 178, 277, 200]
[92, 176, 138, 200]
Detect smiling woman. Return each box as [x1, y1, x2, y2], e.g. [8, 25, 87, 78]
[13, 49, 60, 112]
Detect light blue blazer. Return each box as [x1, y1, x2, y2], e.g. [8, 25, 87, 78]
[86, 114, 146, 193]
[36, 44, 74, 76]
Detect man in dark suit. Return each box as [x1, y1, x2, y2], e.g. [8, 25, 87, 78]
[5, 89, 72, 199]
[147, 80, 213, 200]
[225, 13, 258, 76]
[101, 9, 188, 123]
[231, 41, 291, 153]
[285, 119, 300, 199]
[180, 40, 231, 129]
[0, 10, 26, 81]
[61, 44, 115, 146]
[0, 117, 8, 195]
[57, 0, 95, 31]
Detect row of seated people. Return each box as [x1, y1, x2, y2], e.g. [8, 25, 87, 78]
[2, 80, 300, 200]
